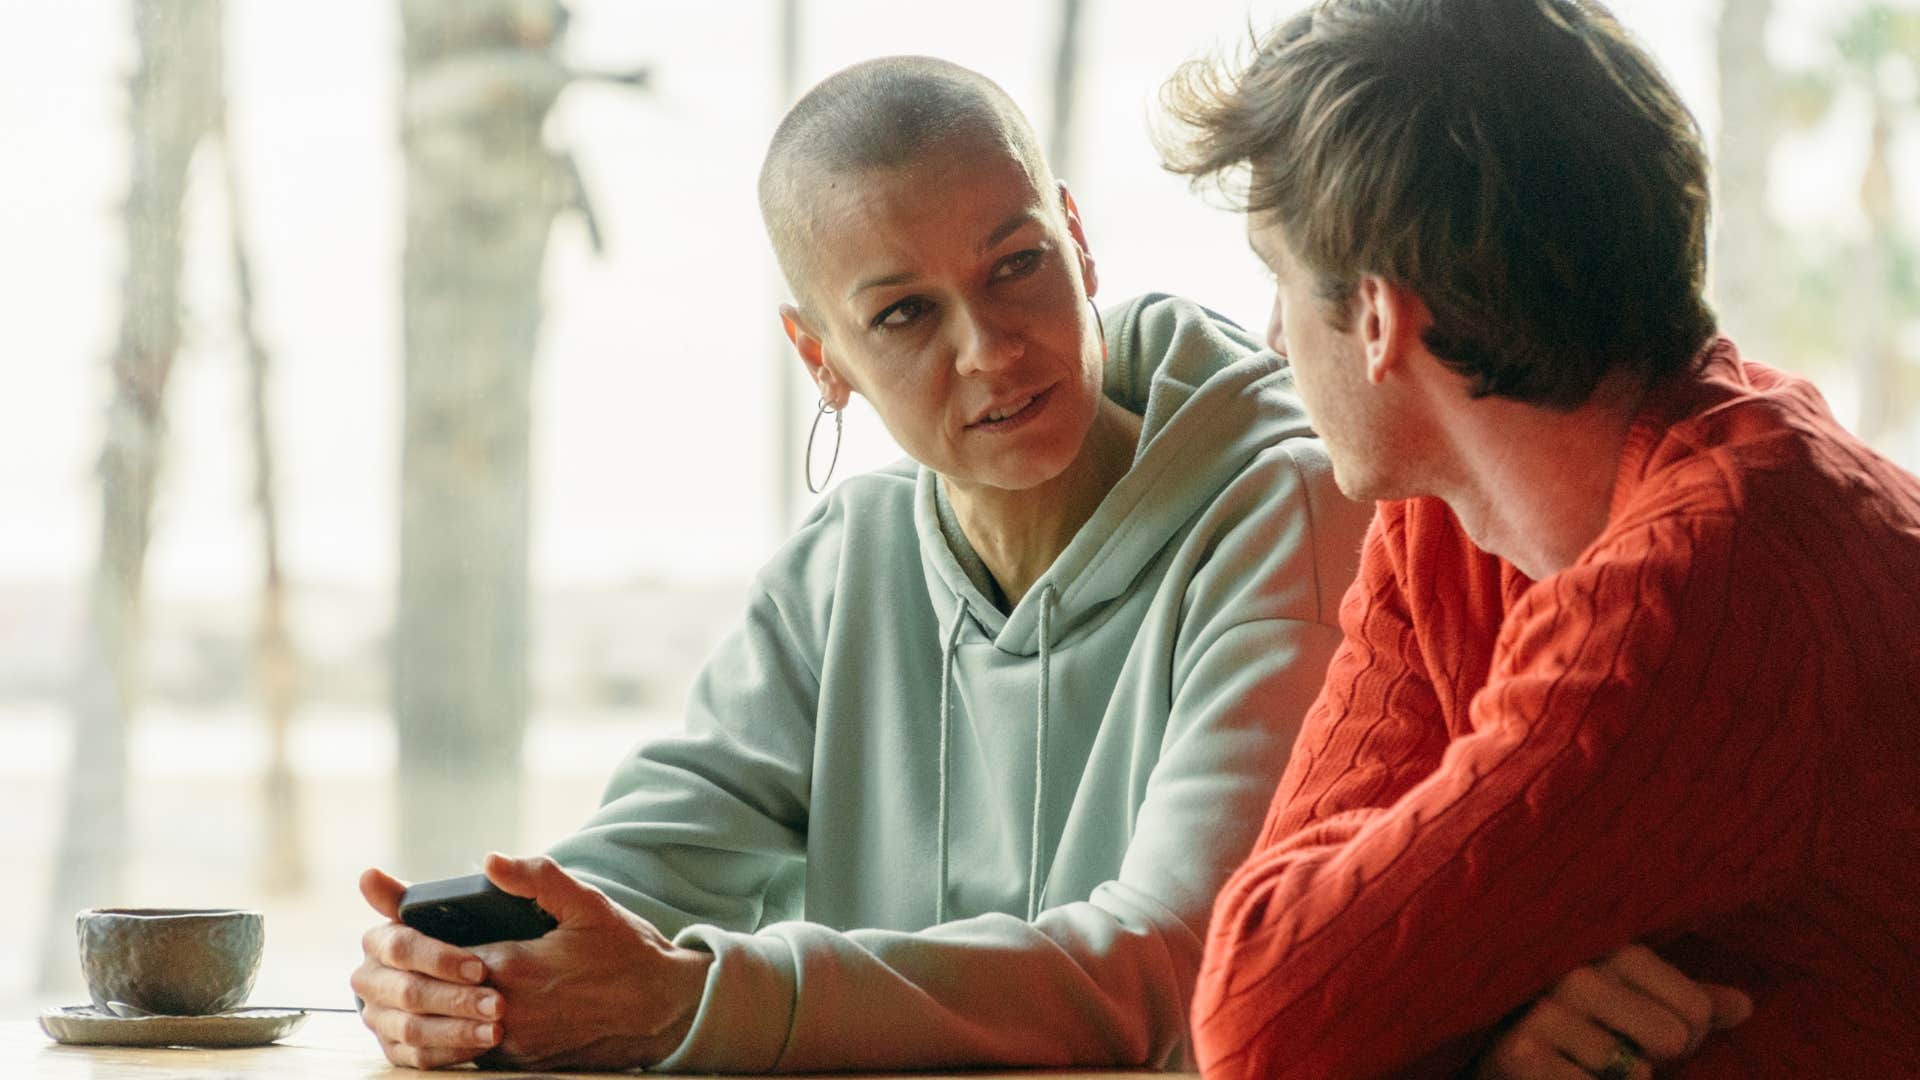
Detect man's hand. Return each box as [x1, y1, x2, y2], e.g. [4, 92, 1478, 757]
[1479, 944, 1752, 1079]
[351, 867, 503, 1070]
[464, 852, 713, 1072]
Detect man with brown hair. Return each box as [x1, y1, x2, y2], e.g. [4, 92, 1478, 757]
[1162, 1, 1920, 1077]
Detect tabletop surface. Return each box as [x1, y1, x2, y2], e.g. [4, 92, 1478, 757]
[8, 1011, 1195, 1078]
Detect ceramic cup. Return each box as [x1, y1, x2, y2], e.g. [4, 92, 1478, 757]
[75, 908, 264, 1016]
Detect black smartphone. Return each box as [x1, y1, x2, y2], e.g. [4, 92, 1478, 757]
[397, 873, 558, 948]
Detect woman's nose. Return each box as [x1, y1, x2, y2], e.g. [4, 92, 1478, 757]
[954, 309, 1024, 376]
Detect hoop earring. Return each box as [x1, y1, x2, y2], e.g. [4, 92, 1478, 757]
[805, 398, 843, 494]
[1088, 296, 1107, 361]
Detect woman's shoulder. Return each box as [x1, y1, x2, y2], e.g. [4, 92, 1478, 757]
[1152, 433, 1370, 630]
[749, 458, 924, 605]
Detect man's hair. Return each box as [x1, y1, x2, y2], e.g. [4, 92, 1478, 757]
[1161, 0, 1717, 408]
[760, 56, 1055, 311]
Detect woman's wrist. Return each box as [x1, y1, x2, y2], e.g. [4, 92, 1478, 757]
[638, 946, 714, 1064]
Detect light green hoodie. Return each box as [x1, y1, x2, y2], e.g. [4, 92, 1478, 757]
[549, 293, 1371, 1072]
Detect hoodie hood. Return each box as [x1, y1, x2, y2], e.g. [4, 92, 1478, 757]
[915, 293, 1308, 655]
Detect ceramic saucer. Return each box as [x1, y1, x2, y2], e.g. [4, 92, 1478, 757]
[39, 1004, 308, 1048]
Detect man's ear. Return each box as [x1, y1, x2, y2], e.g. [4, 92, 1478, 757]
[780, 303, 851, 408]
[1057, 180, 1098, 300]
[1354, 275, 1430, 386]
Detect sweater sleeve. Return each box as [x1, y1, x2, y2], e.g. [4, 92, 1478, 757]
[1191, 509, 1824, 1080]
[653, 444, 1365, 1074]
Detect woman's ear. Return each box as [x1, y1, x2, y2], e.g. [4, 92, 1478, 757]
[780, 304, 851, 408]
[1057, 181, 1098, 300]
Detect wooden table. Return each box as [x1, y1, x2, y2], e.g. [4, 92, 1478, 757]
[7, 1011, 1193, 1078]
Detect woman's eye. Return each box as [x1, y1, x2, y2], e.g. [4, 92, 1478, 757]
[872, 297, 931, 329]
[992, 249, 1043, 280]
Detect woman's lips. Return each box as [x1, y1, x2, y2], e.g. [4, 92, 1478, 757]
[967, 384, 1054, 433]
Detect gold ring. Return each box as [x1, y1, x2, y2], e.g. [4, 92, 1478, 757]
[1595, 1037, 1639, 1080]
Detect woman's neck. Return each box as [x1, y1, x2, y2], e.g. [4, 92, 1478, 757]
[945, 397, 1142, 609]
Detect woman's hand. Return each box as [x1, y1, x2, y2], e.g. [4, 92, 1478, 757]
[349, 853, 712, 1072]
[350, 867, 503, 1070]
[465, 852, 714, 1072]
[1478, 944, 1752, 1079]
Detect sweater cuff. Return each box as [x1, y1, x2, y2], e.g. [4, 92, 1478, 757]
[651, 924, 798, 1073]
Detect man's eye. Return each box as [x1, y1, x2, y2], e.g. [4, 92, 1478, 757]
[992, 249, 1043, 280]
[872, 297, 931, 329]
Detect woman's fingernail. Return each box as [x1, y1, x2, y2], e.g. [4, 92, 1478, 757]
[461, 961, 484, 983]
[476, 1023, 497, 1044]
[479, 993, 500, 1019]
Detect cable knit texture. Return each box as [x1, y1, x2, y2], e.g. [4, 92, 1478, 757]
[1191, 339, 1920, 1079]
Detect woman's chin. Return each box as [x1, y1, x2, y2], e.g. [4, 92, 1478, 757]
[961, 444, 1081, 493]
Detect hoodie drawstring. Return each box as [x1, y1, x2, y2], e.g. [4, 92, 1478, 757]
[935, 598, 968, 925]
[936, 586, 1058, 926]
[1027, 585, 1057, 922]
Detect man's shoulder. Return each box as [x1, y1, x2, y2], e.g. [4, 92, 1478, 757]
[1621, 354, 1920, 564]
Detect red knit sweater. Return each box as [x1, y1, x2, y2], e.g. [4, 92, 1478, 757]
[1191, 341, 1920, 1079]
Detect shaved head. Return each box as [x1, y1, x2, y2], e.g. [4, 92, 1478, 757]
[759, 56, 1056, 312]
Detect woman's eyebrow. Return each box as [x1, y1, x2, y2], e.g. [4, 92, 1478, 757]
[848, 269, 917, 300]
[848, 210, 1045, 299]
[976, 209, 1043, 257]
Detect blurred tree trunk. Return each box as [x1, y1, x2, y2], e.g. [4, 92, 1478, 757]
[39, 0, 223, 991]
[1048, 0, 1086, 183]
[1839, 5, 1920, 452]
[1712, 0, 1780, 353]
[1855, 106, 1898, 447]
[220, 115, 305, 893]
[395, 0, 571, 877]
[774, 0, 803, 527]
[1778, 5, 1920, 452]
